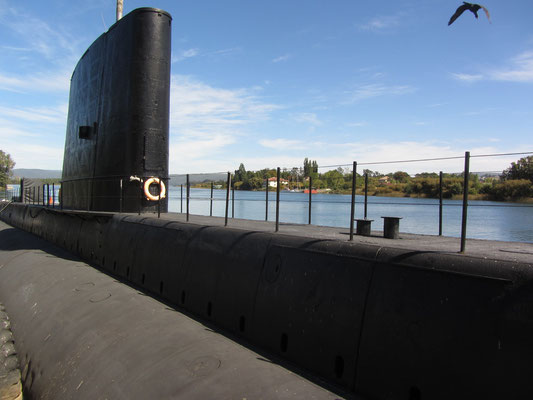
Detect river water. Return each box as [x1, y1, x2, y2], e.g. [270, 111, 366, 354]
[167, 187, 533, 243]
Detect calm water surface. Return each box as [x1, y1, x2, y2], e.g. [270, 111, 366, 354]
[167, 187, 533, 243]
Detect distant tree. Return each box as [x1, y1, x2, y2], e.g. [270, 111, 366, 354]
[303, 158, 318, 178]
[235, 163, 247, 182]
[0, 150, 15, 189]
[415, 172, 439, 179]
[362, 169, 381, 177]
[392, 171, 411, 183]
[502, 156, 533, 182]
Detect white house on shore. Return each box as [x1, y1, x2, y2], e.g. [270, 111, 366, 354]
[267, 177, 289, 188]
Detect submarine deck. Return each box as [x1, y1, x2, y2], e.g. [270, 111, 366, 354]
[60, 208, 532, 264]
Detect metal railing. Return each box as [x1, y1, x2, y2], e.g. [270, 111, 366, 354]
[5, 151, 532, 252]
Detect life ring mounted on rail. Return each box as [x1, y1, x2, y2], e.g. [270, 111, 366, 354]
[143, 177, 166, 201]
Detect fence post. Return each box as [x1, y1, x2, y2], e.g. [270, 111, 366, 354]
[186, 174, 190, 222]
[232, 176, 235, 219]
[157, 177, 161, 218]
[460, 152, 470, 253]
[349, 161, 357, 241]
[210, 182, 214, 217]
[275, 167, 280, 232]
[364, 172, 368, 219]
[308, 175, 313, 224]
[119, 179, 123, 213]
[439, 171, 443, 236]
[138, 179, 142, 215]
[265, 178, 269, 221]
[224, 172, 231, 226]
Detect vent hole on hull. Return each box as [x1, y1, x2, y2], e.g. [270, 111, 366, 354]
[239, 316, 246, 333]
[159, 281, 164, 294]
[141, 274, 145, 284]
[207, 301, 212, 317]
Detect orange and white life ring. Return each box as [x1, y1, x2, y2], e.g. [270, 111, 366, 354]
[143, 177, 166, 201]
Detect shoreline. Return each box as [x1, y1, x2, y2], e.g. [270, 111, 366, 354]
[187, 185, 533, 204]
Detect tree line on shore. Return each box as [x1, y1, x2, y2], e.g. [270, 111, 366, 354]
[197, 156, 533, 202]
[2, 149, 532, 202]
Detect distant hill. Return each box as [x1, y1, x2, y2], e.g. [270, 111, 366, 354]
[169, 173, 228, 186]
[12, 169, 62, 179]
[11, 170, 228, 183]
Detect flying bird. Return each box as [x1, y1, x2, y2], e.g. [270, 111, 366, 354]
[448, 2, 490, 26]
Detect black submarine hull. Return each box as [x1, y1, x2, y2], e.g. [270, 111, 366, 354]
[1, 203, 533, 399]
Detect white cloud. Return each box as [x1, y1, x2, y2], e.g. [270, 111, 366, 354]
[259, 138, 308, 150]
[0, 104, 67, 124]
[0, 71, 71, 93]
[292, 112, 322, 126]
[489, 51, 533, 83]
[234, 141, 524, 175]
[272, 54, 291, 63]
[168, 75, 279, 172]
[2, 142, 64, 170]
[452, 51, 533, 84]
[346, 121, 367, 128]
[172, 48, 199, 63]
[451, 73, 483, 82]
[344, 83, 415, 103]
[0, 8, 81, 64]
[358, 15, 401, 31]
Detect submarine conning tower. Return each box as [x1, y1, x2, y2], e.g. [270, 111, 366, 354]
[61, 8, 171, 212]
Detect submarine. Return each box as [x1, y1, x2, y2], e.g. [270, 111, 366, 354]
[1, 7, 533, 400]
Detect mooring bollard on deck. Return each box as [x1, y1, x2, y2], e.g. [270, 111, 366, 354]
[382, 216, 402, 239]
[355, 219, 373, 236]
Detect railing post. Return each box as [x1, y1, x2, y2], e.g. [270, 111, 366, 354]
[47, 184, 50, 208]
[265, 178, 269, 221]
[364, 172, 368, 219]
[275, 167, 280, 232]
[460, 152, 470, 253]
[157, 177, 161, 218]
[349, 161, 357, 241]
[52, 183, 55, 208]
[308, 175, 312, 224]
[119, 179, 123, 213]
[210, 182, 213, 217]
[180, 184, 183, 213]
[224, 172, 231, 226]
[186, 174, 190, 222]
[232, 176, 235, 219]
[138, 179, 142, 215]
[439, 171, 443, 236]
[59, 182, 62, 210]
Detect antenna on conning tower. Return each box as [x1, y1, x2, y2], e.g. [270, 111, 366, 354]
[116, 0, 123, 21]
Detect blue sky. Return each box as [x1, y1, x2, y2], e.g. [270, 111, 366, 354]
[0, 0, 532, 175]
